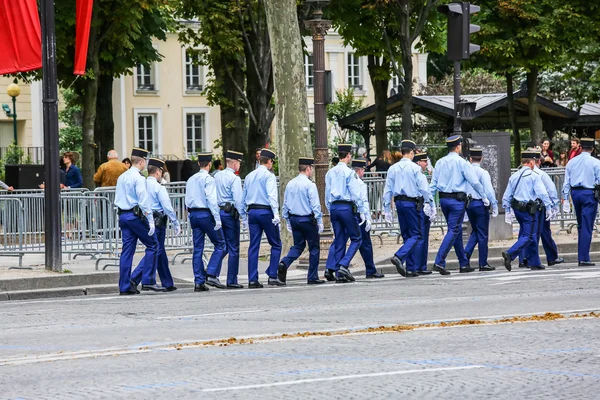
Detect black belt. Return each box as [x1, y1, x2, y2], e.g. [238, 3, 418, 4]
[117, 208, 134, 214]
[332, 200, 353, 205]
[188, 208, 210, 212]
[394, 195, 420, 202]
[439, 192, 466, 199]
[248, 204, 271, 210]
[288, 213, 311, 217]
[571, 186, 593, 191]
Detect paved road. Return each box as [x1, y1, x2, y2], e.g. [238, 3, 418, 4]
[1, 263, 599, 399]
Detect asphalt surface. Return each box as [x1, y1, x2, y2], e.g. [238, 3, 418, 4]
[1, 262, 600, 399]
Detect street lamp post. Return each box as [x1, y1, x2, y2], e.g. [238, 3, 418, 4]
[305, 0, 332, 221]
[4, 82, 20, 145]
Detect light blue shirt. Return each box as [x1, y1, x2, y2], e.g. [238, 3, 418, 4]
[215, 167, 246, 221]
[114, 166, 154, 224]
[535, 166, 558, 208]
[383, 158, 433, 213]
[242, 165, 279, 217]
[282, 174, 323, 223]
[146, 177, 177, 223]
[357, 178, 371, 220]
[562, 152, 600, 198]
[325, 161, 364, 212]
[502, 167, 552, 211]
[467, 163, 498, 206]
[185, 169, 221, 223]
[430, 152, 487, 199]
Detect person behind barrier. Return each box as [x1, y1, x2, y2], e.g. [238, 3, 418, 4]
[0, 179, 14, 191]
[61, 152, 83, 189]
[242, 149, 282, 288]
[353, 158, 384, 279]
[518, 150, 563, 269]
[562, 137, 600, 266]
[278, 157, 325, 285]
[384, 141, 433, 277]
[114, 147, 157, 295]
[130, 158, 181, 292]
[430, 135, 490, 275]
[464, 147, 498, 272]
[413, 152, 433, 275]
[215, 150, 247, 289]
[185, 153, 227, 292]
[94, 150, 128, 187]
[324, 143, 365, 283]
[501, 150, 552, 271]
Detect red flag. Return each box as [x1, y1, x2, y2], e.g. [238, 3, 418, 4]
[74, 0, 94, 75]
[0, 0, 42, 75]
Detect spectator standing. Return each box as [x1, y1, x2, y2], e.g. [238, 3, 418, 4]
[94, 150, 128, 187]
[557, 151, 568, 167]
[540, 139, 555, 168]
[61, 152, 83, 189]
[367, 150, 392, 172]
[122, 158, 132, 169]
[0, 179, 14, 191]
[211, 159, 224, 177]
[568, 138, 582, 162]
[254, 148, 261, 170]
[331, 157, 339, 167]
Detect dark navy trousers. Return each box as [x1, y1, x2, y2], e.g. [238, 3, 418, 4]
[464, 200, 490, 267]
[189, 210, 227, 285]
[572, 189, 598, 262]
[220, 210, 241, 285]
[131, 225, 174, 288]
[281, 216, 320, 282]
[358, 223, 378, 276]
[394, 200, 423, 272]
[248, 208, 282, 282]
[435, 198, 469, 268]
[519, 209, 559, 265]
[507, 208, 540, 266]
[325, 203, 362, 272]
[415, 209, 431, 272]
[118, 212, 158, 293]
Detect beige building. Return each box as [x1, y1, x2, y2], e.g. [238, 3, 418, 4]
[110, 29, 429, 160]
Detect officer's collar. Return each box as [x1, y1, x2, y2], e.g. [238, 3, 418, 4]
[226, 167, 235, 173]
[131, 166, 141, 173]
[199, 169, 209, 174]
[147, 176, 158, 182]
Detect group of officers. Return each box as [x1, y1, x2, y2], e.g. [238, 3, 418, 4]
[114, 135, 600, 295]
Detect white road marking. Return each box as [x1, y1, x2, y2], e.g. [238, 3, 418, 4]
[0, 349, 151, 366]
[155, 309, 265, 320]
[201, 366, 484, 392]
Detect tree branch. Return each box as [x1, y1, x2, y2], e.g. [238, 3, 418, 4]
[223, 58, 258, 125]
[410, 0, 440, 44]
[234, 0, 265, 90]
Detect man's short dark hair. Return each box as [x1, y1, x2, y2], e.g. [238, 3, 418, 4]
[298, 165, 310, 173]
[260, 156, 272, 165]
[131, 156, 143, 164]
[471, 156, 482, 162]
[339, 151, 349, 159]
[448, 144, 460, 152]
[401, 147, 413, 156]
[198, 161, 210, 168]
[332, 157, 339, 165]
[213, 159, 222, 169]
[522, 158, 533, 164]
[148, 165, 159, 175]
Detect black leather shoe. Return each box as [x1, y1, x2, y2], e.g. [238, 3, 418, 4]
[391, 255, 406, 277]
[324, 269, 336, 281]
[277, 262, 287, 283]
[338, 266, 355, 282]
[307, 279, 326, 285]
[432, 264, 451, 275]
[206, 276, 227, 289]
[130, 280, 140, 294]
[268, 277, 286, 286]
[406, 270, 420, 277]
[164, 286, 177, 292]
[142, 284, 167, 292]
[479, 265, 495, 272]
[417, 270, 432, 275]
[119, 290, 138, 296]
[248, 281, 264, 289]
[548, 257, 564, 266]
[459, 266, 475, 273]
[366, 272, 385, 279]
[518, 262, 528, 268]
[578, 261, 595, 266]
[227, 283, 244, 289]
[502, 251, 512, 271]
[194, 283, 210, 292]
[529, 265, 546, 270]
[335, 276, 351, 283]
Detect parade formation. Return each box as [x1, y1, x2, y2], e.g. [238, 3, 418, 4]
[114, 136, 600, 295]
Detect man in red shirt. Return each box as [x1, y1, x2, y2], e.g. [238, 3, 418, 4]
[568, 138, 582, 162]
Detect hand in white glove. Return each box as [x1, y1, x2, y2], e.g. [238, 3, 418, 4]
[545, 209, 553, 221]
[483, 198, 490, 207]
[423, 203, 432, 218]
[463, 213, 470, 223]
[317, 222, 324, 234]
[384, 212, 393, 225]
[286, 221, 292, 234]
[365, 219, 372, 232]
[272, 215, 281, 226]
[173, 221, 182, 236]
[562, 201, 571, 213]
[214, 221, 222, 231]
[148, 222, 155, 237]
[492, 205, 499, 218]
[505, 211, 513, 225]
[359, 213, 366, 226]
[241, 219, 249, 232]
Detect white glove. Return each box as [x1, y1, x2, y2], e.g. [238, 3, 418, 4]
[562, 201, 571, 213]
[423, 203, 432, 218]
[148, 222, 155, 237]
[241, 219, 249, 231]
[545, 209, 552, 221]
[365, 219, 372, 232]
[492, 205, 499, 218]
[359, 213, 366, 226]
[317, 222, 324, 234]
[272, 215, 281, 226]
[505, 211, 513, 224]
[214, 221, 222, 231]
[483, 198, 490, 207]
[173, 221, 182, 236]
[384, 212, 393, 224]
[286, 221, 292, 234]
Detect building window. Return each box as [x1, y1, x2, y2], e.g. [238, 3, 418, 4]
[185, 51, 203, 92]
[186, 113, 205, 155]
[137, 114, 155, 152]
[304, 54, 314, 88]
[347, 53, 362, 89]
[136, 64, 155, 91]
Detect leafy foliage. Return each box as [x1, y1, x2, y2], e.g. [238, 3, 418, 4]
[59, 89, 83, 153]
[418, 69, 506, 95]
[326, 88, 366, 142]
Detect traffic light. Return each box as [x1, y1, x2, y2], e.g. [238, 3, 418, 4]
[438, 2, 480, 61]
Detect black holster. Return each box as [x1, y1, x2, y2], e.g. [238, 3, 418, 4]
[153, 212, 168, 228]
[309, 213, 317, 226]
[221, 202, 240, 220]
[415, 198, 424, 212]
[352, 203, 359, 215]
[132, 205, 146, 221]
[594, 185, 600, 202]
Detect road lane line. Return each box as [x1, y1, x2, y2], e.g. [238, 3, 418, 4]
[155, 309, 266, 320]
[0, 349, 151, 366]
[201, 366, 483, 392]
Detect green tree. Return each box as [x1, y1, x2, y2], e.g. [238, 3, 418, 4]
[58, 89, 83, 153]
[326, 88, 367, 152]
[418, 68, 506, 95]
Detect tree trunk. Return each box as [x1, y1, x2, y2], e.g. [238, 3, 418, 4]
[507, 74, 520, 166]
[527, 67, 543, 145]
[94, 74, 114, 169]
[368, 55, 389, 156]
[264, 0, 313, 245]
[400, 50, 413, 140]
